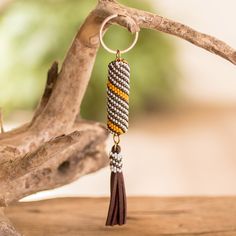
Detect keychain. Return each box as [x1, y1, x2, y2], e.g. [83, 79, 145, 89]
[99, 14, 139, 226]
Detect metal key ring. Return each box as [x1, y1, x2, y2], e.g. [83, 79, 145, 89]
[99, 14, 139, 54]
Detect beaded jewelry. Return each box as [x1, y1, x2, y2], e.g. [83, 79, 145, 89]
[99, 14, 139, 226]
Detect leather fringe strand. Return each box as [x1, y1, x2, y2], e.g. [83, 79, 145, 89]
[106, 171, 127, 226]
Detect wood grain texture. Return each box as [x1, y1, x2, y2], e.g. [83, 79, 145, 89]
[0, 208, 20, 236]
[1, 0, 236, 208]
[5, 197, 236, 236]
[1, 0, 236, 234]
[97, 0, 236, 65]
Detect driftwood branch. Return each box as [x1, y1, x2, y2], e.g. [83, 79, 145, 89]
[0, 123, 108, 206]
[31, 61, 59, 124]
[0, 0, 235, 234]
[97, 0, 236, 65]
[0, 208, 19, 236]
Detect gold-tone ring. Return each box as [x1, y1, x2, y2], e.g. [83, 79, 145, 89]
[99, 14, 139, 54]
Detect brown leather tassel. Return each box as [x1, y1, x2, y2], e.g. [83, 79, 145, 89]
[106, 145, 127, 226]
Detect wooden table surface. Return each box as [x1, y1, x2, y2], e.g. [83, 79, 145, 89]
[5, 197, 236, 236]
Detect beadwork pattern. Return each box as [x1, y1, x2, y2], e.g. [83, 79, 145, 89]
[109, 149, 123, 173]
[107, 60, 130, 135]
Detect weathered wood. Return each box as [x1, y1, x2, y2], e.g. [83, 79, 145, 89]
[5, 197, 236, 236]
[97, 0, 236, 65]
[0, 124, 108, 206]
[1, 0, 236, 234]
[0, 208, 20, 236]
[0, 7, 110, 213]
[31, 61, 59, 125]
[1, 0, 236, 208]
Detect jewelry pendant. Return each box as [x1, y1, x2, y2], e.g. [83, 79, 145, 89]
[99, 14, 139, 226]
[106, 52, 129, 226]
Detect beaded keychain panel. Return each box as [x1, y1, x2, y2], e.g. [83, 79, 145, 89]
[107, 57, 130, 136]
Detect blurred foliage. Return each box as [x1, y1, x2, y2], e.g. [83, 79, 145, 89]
[0, 0, 180, 121]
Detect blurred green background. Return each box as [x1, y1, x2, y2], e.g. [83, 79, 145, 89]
[0, 0, 180, 122]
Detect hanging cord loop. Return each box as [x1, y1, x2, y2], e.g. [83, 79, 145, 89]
[113, 134, 120, 145]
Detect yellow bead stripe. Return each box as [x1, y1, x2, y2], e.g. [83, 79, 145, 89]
[107, 81, 129, 102]
[107, 120, 124, 135]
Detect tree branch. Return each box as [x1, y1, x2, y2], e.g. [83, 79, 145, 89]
[97, 0, 236, 65]
[0, 208, 20, 236]
[0, 0, 234, 207]
[0, 121, 108, 206]
[0, 0, 235, 234]
[31, 61, 59, 124]
[1, 0, 235, 158]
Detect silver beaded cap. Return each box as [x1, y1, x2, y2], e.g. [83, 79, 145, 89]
[110, 151, 123, 173]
